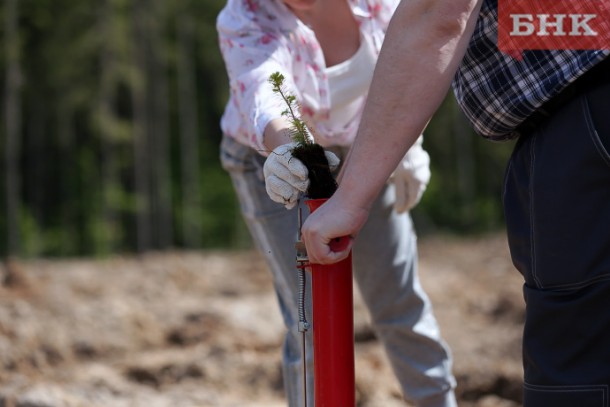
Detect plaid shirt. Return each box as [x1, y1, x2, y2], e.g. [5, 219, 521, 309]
[452, 0, 610, 140]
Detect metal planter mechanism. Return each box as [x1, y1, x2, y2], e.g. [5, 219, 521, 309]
[296, 198, 355, 407]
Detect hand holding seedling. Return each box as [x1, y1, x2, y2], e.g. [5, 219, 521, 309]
[263, 72, 340, 208]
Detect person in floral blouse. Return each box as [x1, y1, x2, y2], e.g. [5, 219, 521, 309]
[217, 1, 457, 406]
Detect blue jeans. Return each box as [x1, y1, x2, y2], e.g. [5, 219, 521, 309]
[220, 136, 457, 407]
[504, 80, 610, 406]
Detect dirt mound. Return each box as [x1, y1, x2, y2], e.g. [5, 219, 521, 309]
[0, 234, 524, 406]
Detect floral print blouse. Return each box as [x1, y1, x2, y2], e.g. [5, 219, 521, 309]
[217, 0, 398, 154]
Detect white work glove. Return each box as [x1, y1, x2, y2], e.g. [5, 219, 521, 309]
[391, 135, 431, 213]
[263, 143, 340, 209]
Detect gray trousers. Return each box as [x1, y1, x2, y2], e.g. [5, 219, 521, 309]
[220, 136, 456, 407]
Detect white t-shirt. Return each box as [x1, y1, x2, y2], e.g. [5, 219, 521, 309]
[324, 34, 377, 135]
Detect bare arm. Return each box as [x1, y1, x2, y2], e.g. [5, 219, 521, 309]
[263, 117, 297, 151]
[302, 0, 483, 264]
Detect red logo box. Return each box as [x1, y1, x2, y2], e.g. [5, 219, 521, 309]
[498, 0, 610, 60]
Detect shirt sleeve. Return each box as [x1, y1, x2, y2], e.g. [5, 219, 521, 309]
[217, 5, 298, 155]
[369, 0, 400, 29]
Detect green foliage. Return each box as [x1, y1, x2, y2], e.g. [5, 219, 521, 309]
[0, 0, 240, 257]
[1, 0, 515, 258]
[18, 209, 43, 257]
[412, 94, 516, 235]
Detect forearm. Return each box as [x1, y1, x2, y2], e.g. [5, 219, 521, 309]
[336, 0, 483, 210]
[263, 117, 297, 151]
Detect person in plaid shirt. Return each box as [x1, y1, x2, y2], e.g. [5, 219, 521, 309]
[216, 0, 458, 406]
[302, 0, 610, 406]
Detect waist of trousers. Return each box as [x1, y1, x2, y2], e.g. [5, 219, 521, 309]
[514, 57, 610, 138]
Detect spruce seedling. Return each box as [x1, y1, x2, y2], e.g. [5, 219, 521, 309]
[269, 72, 337, 199]
[269, 72, 311, 147]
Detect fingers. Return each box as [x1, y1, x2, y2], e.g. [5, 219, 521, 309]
[284, 200, 298, 210]
[265, 175, 306, 209]
[263, 143, 311, 209]
[393, 177, 409, 214]
[270, 163, 309, 192]
[273, 145, 309, 180]
[408, 182, 426, 211]
[392, 141, 431, 213]
[301, 198, 362, 265]
[303, 233, 353, 265]
[263, 145, 309, 189]
[324, 150, 341, 172]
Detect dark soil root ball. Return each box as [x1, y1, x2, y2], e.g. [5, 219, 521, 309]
[292, 143, 338, 199]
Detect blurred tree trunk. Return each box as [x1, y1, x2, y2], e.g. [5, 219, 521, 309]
[131, 0, 152, 252]
[4, 0, 22, 256]
[25, 97, 46, 255]
[57, 104, 78, 255]
[176, 13, 202, 248]
[131, 1, 173, 251]
[98, 0, 119, 253]
[148, 3, 173, 249]
[451, 98, 476, 227]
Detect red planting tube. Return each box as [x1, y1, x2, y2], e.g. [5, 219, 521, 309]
[305, 198, 355, 407]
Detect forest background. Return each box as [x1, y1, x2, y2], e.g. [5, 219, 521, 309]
[0, 0, 516, 259]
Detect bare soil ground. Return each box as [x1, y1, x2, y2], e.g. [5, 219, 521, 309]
[0, 233, 525, 407]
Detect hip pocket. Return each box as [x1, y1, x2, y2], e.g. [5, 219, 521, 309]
[220, 136, 264, 180]
[524, 383, 608, 407]
[504, 95, 610, 290]
[584, 83, 610, 167]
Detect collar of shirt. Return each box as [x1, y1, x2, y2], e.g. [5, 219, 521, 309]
[269, 0, 388, 120]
